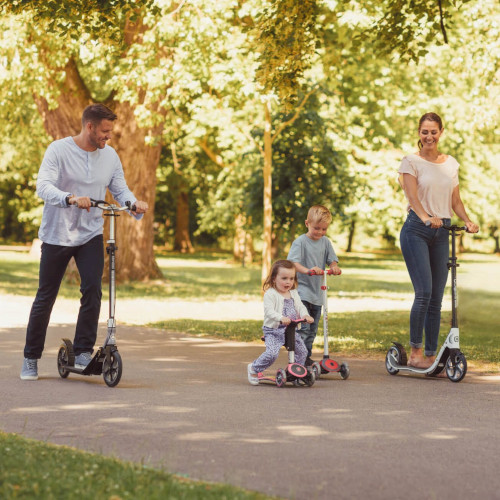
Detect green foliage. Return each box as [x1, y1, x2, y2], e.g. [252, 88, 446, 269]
[253, 0, 319, 105]
[0, 431, 270, 499]
[0, 0, 157, 42]
[353, 0, 474, 62]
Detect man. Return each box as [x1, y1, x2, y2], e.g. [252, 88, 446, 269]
[21, 103, 148, 380]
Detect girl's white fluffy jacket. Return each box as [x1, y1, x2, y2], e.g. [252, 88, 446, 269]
[263, 287, 309, 329]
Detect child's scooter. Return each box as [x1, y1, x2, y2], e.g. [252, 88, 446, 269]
[257, 319, 316, 388]
[308, 269, 350, 380]
[385, 224, 469, 382]
[56, 199, 134, 387]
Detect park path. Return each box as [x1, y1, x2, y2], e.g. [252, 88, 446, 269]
[0, 292, 414, 328]
[1, 321, 499, 500]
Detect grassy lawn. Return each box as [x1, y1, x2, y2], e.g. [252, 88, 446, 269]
[0, 432, 271, 500]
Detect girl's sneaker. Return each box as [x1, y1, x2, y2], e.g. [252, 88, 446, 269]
[247, 363, 259, 385]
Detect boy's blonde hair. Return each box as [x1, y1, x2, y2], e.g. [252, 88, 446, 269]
[262, 260, 298, 292]
[306, 205, 332, 225]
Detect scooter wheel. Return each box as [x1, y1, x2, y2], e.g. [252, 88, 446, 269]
[311, 361, 321, 380]
[340, 363, 350, 380]
[385, 346, 401, 375]
[103, 350, 123, 387]
[304, 367, 315, 387]
[445, 352, 467, 383]
[276, 368, 287, 388]
[57, 339, 74, 379]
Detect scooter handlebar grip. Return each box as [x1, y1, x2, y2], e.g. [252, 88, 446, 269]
[307, 270, 324, 275]
[125, 201, 137, 212]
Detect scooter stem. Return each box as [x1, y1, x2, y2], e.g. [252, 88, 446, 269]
[322, 272, 329, 357]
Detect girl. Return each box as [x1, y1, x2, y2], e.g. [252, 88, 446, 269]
[247, 260, 314, 385]
[399, 112, 479, 369]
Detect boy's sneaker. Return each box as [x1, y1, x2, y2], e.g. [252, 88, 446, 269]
[247, 363, 259, 386]
[75, 352, 92, 369]
[305, 357, 315, 367]
[20, 358, 38, 380]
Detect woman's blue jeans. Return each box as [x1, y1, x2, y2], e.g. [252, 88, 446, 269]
[400, 211, 450, 355]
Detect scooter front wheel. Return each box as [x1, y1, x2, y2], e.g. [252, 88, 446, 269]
[445, 352, 467, 382]
[103, 350, 123, 387]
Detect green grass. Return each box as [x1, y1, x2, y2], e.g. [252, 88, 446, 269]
[0, 432, 272, 500]
[1, 249, 499, 367]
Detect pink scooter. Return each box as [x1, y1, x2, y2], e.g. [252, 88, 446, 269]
[257, 319, 316, 388]
[308, 269, 350, 380]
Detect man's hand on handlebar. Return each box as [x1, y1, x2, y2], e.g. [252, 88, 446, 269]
[69, 196, 92, 212]
[130, 200, 148, 214]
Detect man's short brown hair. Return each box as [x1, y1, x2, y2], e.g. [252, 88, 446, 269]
[82, 103, 117, 126]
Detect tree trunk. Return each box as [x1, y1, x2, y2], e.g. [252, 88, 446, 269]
[233, 214, 254, 266]
[109, 100, 163, 281]
[346, 219, 356, 253]
[261, 101, 273, 283]
[174, 190, 194, 253]
[34, 59, 162, 282]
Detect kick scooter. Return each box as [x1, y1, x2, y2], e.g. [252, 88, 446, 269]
[308, 269, 350, 380]
[257, 319, 316, 388]
[385, 224, 469, 382]
[57, 199, 135, 387]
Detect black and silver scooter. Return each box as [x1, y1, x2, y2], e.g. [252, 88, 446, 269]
[56, 199, 134, 387]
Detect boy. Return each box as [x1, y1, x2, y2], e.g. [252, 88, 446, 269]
[287, 205, 341, 365]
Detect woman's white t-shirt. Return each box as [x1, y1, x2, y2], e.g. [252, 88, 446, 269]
[398, 154, 459, 218]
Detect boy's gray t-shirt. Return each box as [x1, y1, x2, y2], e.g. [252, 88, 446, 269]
[287, 234, 338, 306]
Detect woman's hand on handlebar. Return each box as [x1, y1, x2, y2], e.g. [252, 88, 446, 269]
[69, 196, 92, 212]
[425, 216, 443, 228]
[465, 221, 479, 233]
[305, 315, 314, 324]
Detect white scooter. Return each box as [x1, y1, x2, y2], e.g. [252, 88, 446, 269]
[385, 224, 469, 382]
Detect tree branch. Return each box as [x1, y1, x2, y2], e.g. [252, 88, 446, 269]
[438, 0, 448, 44]
[271, 85, 318, 144]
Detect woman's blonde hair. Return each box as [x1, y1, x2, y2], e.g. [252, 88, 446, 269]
[262, 259, 298, 292]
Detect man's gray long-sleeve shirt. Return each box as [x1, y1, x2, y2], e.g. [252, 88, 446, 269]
[37, 137, 139, 246]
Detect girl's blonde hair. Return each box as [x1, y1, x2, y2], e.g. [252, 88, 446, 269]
[262, 259, 298, 292]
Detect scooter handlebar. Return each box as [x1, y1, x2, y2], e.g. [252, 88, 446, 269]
[424, 220, 468, 232]
[89, 198, 137, 212]
[307, 269, 339, 276]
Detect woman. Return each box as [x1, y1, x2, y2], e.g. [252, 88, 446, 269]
[399, 112, 479, 369]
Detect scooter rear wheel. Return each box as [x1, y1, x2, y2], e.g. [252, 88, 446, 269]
[445, 352, 467, 383]
[103, 350, 123, 387]
[57, 340, 75, 379]
[340, 363, 350, 380]
[276, 368, 287, 388]
[385, 346, 401, 375]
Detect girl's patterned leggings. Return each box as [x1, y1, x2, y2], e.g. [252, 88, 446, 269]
[251, 328, 307, 373]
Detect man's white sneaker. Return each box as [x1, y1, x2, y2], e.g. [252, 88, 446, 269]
[75, 352, 92, 370]
[20, 358, 38, 380]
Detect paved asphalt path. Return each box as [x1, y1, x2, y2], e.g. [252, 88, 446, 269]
[1, 324, 499, 500]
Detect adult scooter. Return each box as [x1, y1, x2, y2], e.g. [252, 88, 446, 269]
[385, 224, 469, 382]
[56, 199, 134, 387]
[308, 269, 350, 380]
[256, 319, 316, 388]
